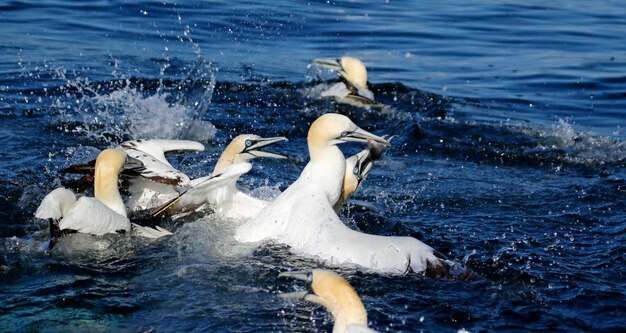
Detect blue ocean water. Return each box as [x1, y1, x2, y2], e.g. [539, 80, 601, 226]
[1, 1, 625, 332]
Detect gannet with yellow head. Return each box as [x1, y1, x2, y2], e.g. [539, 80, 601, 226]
[279, 269, 376, 333]
[37, 148, 172, 245]
[36, 149, 131, 247]
[150, 134, 287, 218]
[235, 114, 454, 275]
[313, 56, 378, 107]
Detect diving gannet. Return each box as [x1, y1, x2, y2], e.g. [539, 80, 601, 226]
[235, 114, 453, 275]
[279, 269, 377, 333]
[150, 135, 287, 219]
[36, 149, 172, 247]
[313, 56, 378, 107]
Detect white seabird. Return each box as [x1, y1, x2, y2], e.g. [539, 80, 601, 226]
[235, 114, 453, 275]
[36, 148, 171, 247]
[313, 56, 379, 107]
[279, 269, 377, 333]
[149, 135, 287, 219]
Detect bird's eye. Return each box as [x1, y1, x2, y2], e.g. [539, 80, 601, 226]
[341, 131, 349, 137]
[245, 139, 253, 147]
[353, 167, 359, 175]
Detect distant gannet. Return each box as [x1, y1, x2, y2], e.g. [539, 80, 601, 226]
[36, 149, 171, 248]
[235, 114, 455, 275]
[150, 135, 287, 219]
[279, 269, 377, 333]
[313, 56, 378, 107]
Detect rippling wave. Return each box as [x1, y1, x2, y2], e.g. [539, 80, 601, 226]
[1, 1, 625, 332]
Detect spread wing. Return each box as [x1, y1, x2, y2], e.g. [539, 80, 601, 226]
[120, 139, 205, 166]
[150, 163, 252, 217]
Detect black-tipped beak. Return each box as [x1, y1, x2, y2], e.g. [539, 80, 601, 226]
[243, 136, 288, 159]
[313, 57, 343, 72]
[278, 271, 313, 299]
[353, 150, 374, 185]
[340, 127, 390, 146]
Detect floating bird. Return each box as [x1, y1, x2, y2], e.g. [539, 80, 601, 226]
[313, 56, 379, 107]
[150, 135, 287, 219]
[36, 149, 171, 248]
[235, 114, 462, 276]
[279, 269, 377, 333]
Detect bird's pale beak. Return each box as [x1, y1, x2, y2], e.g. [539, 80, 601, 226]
[313, 58, 343, 72]
[340, 127, 390, 146]
[353, 149, 374, 185]
[278, 271, 313, 300]
[243, 136, 288, 159]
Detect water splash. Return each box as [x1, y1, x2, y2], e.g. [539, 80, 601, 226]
[51, 58, 218, 144]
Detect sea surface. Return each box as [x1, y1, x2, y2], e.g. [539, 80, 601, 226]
[1, 1, 625, 332]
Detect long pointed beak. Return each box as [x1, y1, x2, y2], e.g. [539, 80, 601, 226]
[278, 271, 314, 300]
[244, 136, 288, 159]
[341, 127, 390, 146]
[278, 271, 311, 282]
[313, 58, 343, 72]
[278, 291, 309, 300]
[354, 149, 374, 182]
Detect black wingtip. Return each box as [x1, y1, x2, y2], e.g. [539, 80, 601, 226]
[59, 160, 96, 174]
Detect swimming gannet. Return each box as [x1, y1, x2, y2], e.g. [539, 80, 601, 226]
[61, 139, 206, 211]
[150, 135, 287, 219]
[36, 148, 171, 247]
[235, 114, 455, 275]
[279, 269, 377, 333]
[313, 56, 378, 107]
[36, 149, 131, 247]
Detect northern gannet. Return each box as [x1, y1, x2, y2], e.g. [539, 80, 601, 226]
[235, 114, 454, 275]
[279, 269, 377, 333]
[36, 149, 171, 247]
[313, 56, 378, 107]
[150, 135, 287, 219]
[36, 149, 131, 248]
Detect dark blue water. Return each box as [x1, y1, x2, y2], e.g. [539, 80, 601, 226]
[1, 1, 625, 332]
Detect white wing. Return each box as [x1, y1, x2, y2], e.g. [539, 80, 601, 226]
[224, 191, 269, 219]
[121, 139, 205, 187]
[121, 139, 204, 166]
[132, 223, 173, 239]
[237, 180, 442, 274]
[151, 163, 252, 217]
[35, 187, 77, 220]
[59, 197, 131, 235]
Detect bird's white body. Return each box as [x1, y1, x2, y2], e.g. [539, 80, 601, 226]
[236, 114, 444, 274]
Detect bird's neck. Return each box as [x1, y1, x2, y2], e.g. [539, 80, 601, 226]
[332, 309, 368, 333]
[94, 170, 126, 217]
[305, 144, 345, 204]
